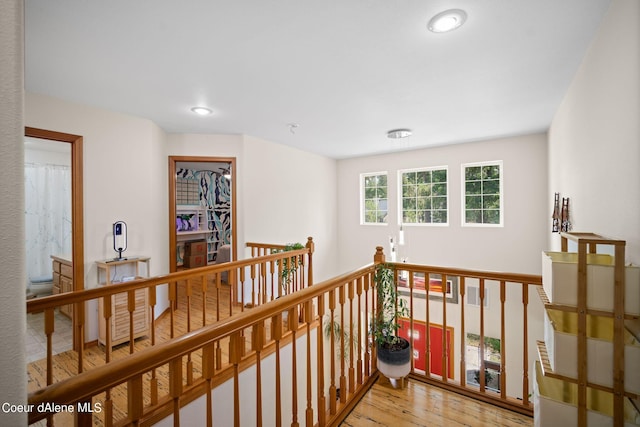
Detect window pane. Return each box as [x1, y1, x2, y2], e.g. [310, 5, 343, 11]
[417, 183, 431, 197]
[482, 165, 500, 180]
[466, 195, 481, 209]
[432, 169, 447, 182]
[403, 185, 416, 198]
[483, 209, 500, 224]
[404, 211, 417, 223]
[417, 197, 430, 210]
[378, 174, 387, 186]
[432, 196, 447, 210]
[418, 210, 431, 223]
[404, 172, 416, 184]
[365, 187, 376, 198]
[483, 195, 500, 209]
[466, 210, 482, 223]
[377, 187, 387, 198]
[432, 211, 447, 223]
[465, 181, 481, 195]
[466, 166, 481, 180]
[403, 198, 416, 210]
[432, 183, 446, 196]
[483, 179, 500, 194]
[416, 171, 430, 184]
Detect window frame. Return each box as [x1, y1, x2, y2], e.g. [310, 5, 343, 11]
[461, 160, 504, 227]
[360, 171, 389, 225]
[398, 165, 449, 227]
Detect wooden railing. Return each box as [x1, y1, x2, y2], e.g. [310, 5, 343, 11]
[26, 239, 314, 424]
[27, 244, 543, 425]
[28, 254, 378, 426]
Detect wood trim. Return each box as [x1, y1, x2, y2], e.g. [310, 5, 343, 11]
[25, 127, 84, 352]
[168, 156, 237, 273]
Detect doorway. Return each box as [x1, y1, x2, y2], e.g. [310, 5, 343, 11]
[25, 127, 84, 352]
[168, 156, 237, 272]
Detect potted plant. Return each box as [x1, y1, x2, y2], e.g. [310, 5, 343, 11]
[372, 263, 411, 384]
[275, 242, 304, 296]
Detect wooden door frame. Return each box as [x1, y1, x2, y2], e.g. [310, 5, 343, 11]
[25, 127, 84, 350]
[168, 156, 237, 272]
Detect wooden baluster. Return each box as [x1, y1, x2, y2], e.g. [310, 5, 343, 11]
[186, 278, 193, 385]
[328, 289, 337, 414]
[169, 281, 177, 338]
[363, 273, 371, 377]
[442, 274, 448, 383]
[128, 374, 143, 426]
[299, 254, 306, 290]
[203, 342, 215, 427]
[262, 260, 268, 304]
[201, 274, 208, 327]
[229, 267, 236, 317]
[252, 321, 265, 427]
[44, 308, 54, 386]
[102, 294, 113, 424]
[169, 358, 183, 427]
[409, 271, 414, 373]
[316, 295, 326, 427]
[348, 280, 355, 395]
[521, 282, 530, 408]
[240, 267, 246, 311]
[271, 314, 283, 427]
[229, 331, 242, 427]
[479, 278, 485, 393]
[356, 276, 363, 386]
[289, 306, 300, 427]
[339, 284, 347, 404]
[75, 300, 85, 373]
[250, 263, 257, 307]
[371, 270, 378, 373]
[306, 237, 314, 287]
[425, 272, 431, 378]
[499, 280, 506, 399]
[128, 289, 136, 354]
[459, 277, 466, 387]
[305, 300, 314, 427]
[216, 272, 222, 370]
[270, 259, 276, 301]
[149, 286, 158, 405]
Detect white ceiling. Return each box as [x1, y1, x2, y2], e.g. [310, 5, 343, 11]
[25, 0, 611, 159]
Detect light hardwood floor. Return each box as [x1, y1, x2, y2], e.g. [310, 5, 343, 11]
[341, 376, 533, 427]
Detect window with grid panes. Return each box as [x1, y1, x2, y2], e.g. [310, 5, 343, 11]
[361, 172, 388, 224]
[463, 162, 503, 226]
[400, 167, 448, 224]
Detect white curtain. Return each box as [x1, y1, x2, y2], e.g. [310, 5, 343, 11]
[24, 162, 72, 281]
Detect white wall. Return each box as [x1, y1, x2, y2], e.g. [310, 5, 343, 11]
[0, 1, 27, 425]
[242, 135, 338, 281]
[337, 133, 549, 274]
[549, 0, 639, 263]
[25, 92, 170, 340]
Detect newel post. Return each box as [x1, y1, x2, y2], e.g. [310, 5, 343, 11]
[306, 237, 314, 286]
[374, 246, 385, 264]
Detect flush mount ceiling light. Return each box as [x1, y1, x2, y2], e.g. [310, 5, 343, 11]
[190, 106, 213, 116]
[428, 9, 467, 33]
[387, 129, 412, 139]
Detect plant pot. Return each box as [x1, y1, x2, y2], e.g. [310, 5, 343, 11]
[377, 337, 411, 380]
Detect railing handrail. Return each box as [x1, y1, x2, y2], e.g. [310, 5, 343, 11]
[26, 247, 312, 314]
[388, 262, 542, 285]
[28, 261, 377, 407]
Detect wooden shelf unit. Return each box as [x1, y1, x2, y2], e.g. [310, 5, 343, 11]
[96, 257, 150, 349]
[536, 232, 637, 426]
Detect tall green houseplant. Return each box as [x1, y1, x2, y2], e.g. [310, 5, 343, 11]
[372, 264, 409, 350]
[372, 263, 411, 384]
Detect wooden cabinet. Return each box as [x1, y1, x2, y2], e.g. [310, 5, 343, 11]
[96, 257, 150, 348]
[51, 255, 73, 319]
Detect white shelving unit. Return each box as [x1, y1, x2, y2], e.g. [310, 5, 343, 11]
[534, 232, 640, 427]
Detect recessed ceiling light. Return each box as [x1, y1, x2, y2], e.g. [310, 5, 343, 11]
[387, 129, 412, 139]
[428, 9, 467, 33]
[190, 106, 213, 116]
